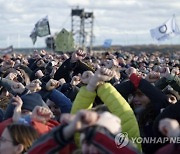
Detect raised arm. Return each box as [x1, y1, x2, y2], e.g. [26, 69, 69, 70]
[70, 71, 96, 114]
[95, 68, 141, 151]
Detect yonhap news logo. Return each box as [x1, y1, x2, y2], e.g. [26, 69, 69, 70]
[115, 132, 180, 148]
[115, 132, 129, 148]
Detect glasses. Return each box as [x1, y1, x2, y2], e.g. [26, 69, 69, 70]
[0, 136, 13, 143]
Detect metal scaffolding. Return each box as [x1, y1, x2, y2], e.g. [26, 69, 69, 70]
[71, 7, 94, 52]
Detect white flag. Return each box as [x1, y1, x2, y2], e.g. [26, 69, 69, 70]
[150, 15, 180, 41]
[30, 16, 51, 44]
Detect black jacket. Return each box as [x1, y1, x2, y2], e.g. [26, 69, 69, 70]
[54, 58, 94, 82]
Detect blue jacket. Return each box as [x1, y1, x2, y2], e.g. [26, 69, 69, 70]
[49, 89, 72, 113]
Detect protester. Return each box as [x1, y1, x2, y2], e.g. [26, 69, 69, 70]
[28, 109, 139, 154]
[0, 48, 179, 154]
[0, 123, 39, 154]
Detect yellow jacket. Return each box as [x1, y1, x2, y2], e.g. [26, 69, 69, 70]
[97, 83, 141, 150]
[71, 83, 141, 151]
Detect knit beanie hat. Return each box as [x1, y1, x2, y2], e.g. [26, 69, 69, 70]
[80, 112, 121, 145]
[163, 89, 180, 101]
[21, 93, 47, 111]
[95, 112, 121, 134]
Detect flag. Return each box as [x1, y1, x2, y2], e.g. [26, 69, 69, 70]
[150, 15, 180, 41]
[103, 39, 112, 48]
[30, 16, 51, 44]
[0, 45, 13, 54]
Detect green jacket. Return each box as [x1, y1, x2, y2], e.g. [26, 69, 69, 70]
[71, 86, 96, 114]
[71, 83, 141, 151]
[97, 83, 141, 150]
[70, 86, 96, 147]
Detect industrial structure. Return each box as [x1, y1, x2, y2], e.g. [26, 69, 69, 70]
[71, 7, 94, 52]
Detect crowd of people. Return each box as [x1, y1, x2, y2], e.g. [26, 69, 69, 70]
[0, 48, 179, 154]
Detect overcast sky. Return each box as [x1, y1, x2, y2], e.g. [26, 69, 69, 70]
[0, 0, 180, 48]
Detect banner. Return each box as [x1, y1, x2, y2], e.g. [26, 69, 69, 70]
[103, 39, 112, 48]
[150, 15, 180, 41]
[30, 16, 51, 44]
[0, 46, 13, 54]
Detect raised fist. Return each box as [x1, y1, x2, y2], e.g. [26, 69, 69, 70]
[159, 118, 180, 137]
[67, 110, 98, 131]
[145, 71, 160, 83]
[35, 70, 44, 78]
[81, 71, 94, 84]
[12, 95, 23, 111]
[58, 78, 66, 85]
[26, 80, 42, 92]
[159, 67, 170, 78]
[71, 75, 81, 86]
[104, 59, 119, 69]
[11, 82, 25, 94]
[36, 60, 45, 68]
[71, 48, 86, 63]
[125, 67, 137, 77]
[31, 79, 42, 85]
[93, 68, 114, 82]
[5, 73, 17, 81]
[171, 67, 179, 76]
[86, 68, 114, 91]
[46, 79, 60, 91]
[31, 106, 54, 123]
[40, 50, 47, 56]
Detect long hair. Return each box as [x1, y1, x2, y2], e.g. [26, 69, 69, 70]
[7, 124, 39, 152]
[138, 103, 157, 127]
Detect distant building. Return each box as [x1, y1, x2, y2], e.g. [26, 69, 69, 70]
[55, 28, 75, 52]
